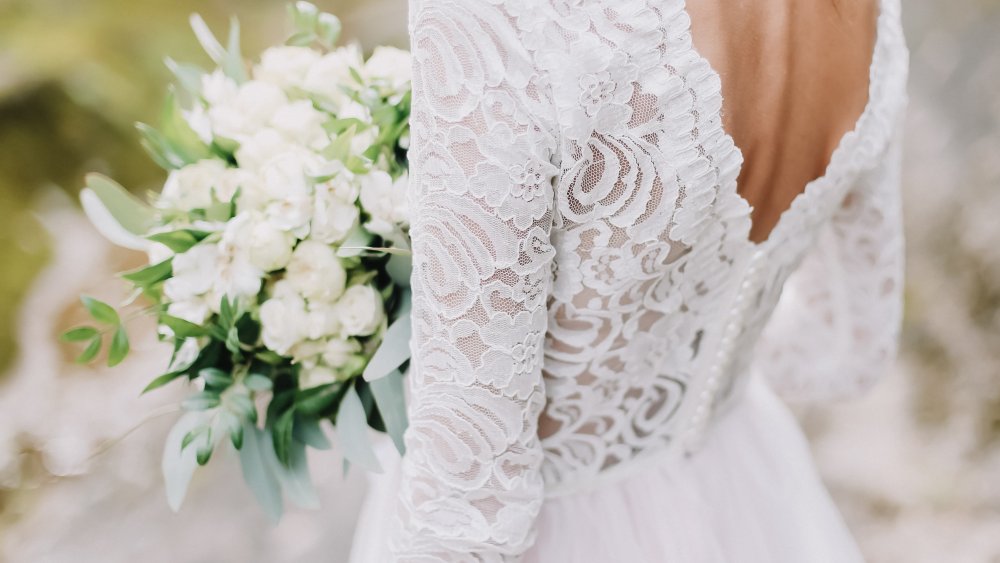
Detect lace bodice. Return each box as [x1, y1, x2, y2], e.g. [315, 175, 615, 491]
[391, 0, 909, 560]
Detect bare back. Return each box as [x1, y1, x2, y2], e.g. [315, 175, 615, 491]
[687, 0, 879, 243]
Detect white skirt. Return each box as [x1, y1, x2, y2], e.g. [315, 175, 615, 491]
[349, 376, 866, 562]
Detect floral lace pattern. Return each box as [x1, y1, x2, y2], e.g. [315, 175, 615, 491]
[391, 0, 909, 560]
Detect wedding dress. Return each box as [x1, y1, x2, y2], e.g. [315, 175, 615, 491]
[349, 0, 909, 560]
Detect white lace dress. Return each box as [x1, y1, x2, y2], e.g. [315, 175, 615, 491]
[349, 0, 909, 560]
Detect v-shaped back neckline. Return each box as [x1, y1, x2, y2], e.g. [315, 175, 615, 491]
[678, 0, 890, 251]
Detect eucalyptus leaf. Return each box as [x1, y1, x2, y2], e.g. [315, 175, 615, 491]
[223, 16, 247, 83]
[271, 439, 319, 509]
[386, 253, 412, 288]
[335, 386, 383, 473]
[141, 371, 185, 394]
[238, 422, 284, 523]
[182, 391, 221, 411]
[189, 14, 227, 63]
[81, 172, 156, 240]
[199, 367, 232, 388]
[272, 409, 296, 467]
[244, 373, 273, 392]
[362, 309, 411, 382]
[293, 417, 331, 450]
[164, 57, 204, 96]
[163, 412, 205, 511]
[368, 369, 408, 455]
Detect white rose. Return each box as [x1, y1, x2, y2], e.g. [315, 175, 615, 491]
[164, 243, 218, 301]
[260, 291, 309, 355]
[305, 302, 341, 340]
[183, 105, 214, 145]
[313, 164, 360, 201]
[285, 240, 346, 302]
[166, 298, 211, 325]
[211, 237, 264, 308]
[359, 170, 409, 240]
[254, 46, 322, 89]
[208, 80, 287, 141]
[321, 337, 361, 366]
[159, 159, 229, 211]
[299, 364, 338, 389]
[201, 69, 239, 106]
[270, 100, 329, 150]
[364, 46, 412, 91]
[258, 149, 323, 235]
[303, 44, 364, 108]
[334, 284, 384, 336]
[311, 184, 360, 244]
[213, 167, 257, 205]
[224, 212, 295, 272]
[235, 128, 298, 171]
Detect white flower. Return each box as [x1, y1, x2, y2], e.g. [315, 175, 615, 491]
[337, 100, 379, 154]
[311, 182, 360, 244]
[269, 100, 329, 150]
[201, 69, 239, 106]
[146, 241, 174, 264]
[254, 46, 322, 89]
[322, 337, 362, 366]
[305, 302, 341, 340]
[303, 44, 364, 108]
[223, 212, 295, 272]
[258, 149, 324, 235]
[159, 159, 229, 211]
[359, 170, 409, 240]
[212, 237, 264, 307]
[235, 128, 298, 171]
[260, 288, 309, 355]
[334, 284, 384, 336]
[299, 364, 338, 389]
[364, 46, 412, 91]
[166, 298, 211, 325]
[164, 243, 218, 301]
[207, 80, 288, 141]
[285, 240, 346, 302]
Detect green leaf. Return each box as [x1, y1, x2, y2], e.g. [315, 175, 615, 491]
[226, 393, 258, 424]
[108, 325, 130, 367]
[269, 439, 319, 509]
[163, 412, 205, 511]
[164, 57, 204, 97]
[76, 335, 102, 364]
[335, 225, 374, 257]
[322, 123, 357, 163]
[286, 31, 316, 46]
[180, 427, 203, 451]
[223, 16, 247, 83]
[189, 13, 227, 63]
[136, 122, 188, 170]
[146, 229, 209, 253]
[245, 373, 273, 392]
[121, 258, 173, 286]
[292, 417, 331, 450]
[81, 295, 120, 325]
[368, 369, 409, 455]
[386, 253, 412, 288]
[335, 386, 383, 473]
[81, 173, 156, 237]
[271, 408, 296, 467]
[61, 326, 98, 342]
[315, 12, 341, 47]
[195, 427, 214, 465]
[182, 391, 221, 411]
[160, 91, 213, 163]
[159, 315, 209, 338]
[220, 411, 244, 450]
[199, 368, 232, 388]
[362, 309, 411, 382]
[141, 371, 185, 394]
[238, 422, 284, 523]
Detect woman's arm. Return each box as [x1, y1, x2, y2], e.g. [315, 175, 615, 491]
[389, 1, 559, 560]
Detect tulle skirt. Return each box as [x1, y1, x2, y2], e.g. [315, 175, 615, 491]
[348, 375, 866, 562]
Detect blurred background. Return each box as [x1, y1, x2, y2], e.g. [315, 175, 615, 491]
[0, 0, 997, 561]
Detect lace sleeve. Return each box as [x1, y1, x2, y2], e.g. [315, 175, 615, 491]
[753, 121, 906, 402]
[389, 1, 559, 560]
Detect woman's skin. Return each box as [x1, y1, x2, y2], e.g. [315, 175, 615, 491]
[686, 0, 879, 244]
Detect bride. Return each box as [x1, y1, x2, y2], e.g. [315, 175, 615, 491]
[351, 0, 908, 560]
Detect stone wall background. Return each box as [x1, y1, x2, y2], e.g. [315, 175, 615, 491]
[0, 1, 997, 561]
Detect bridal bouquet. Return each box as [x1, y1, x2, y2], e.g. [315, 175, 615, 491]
[62, 2, 412, 521]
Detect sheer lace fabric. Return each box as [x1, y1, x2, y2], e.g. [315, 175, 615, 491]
[389, 0, 909, 560]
